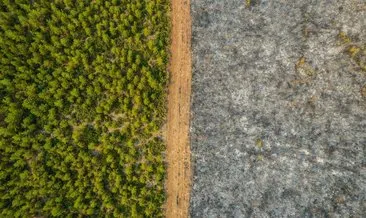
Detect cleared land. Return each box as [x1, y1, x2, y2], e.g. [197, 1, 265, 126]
[165, 0, 192, 217]
[190, 1, 366, 217]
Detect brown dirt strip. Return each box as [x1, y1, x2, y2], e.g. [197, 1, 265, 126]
[164, 0, 192, 217]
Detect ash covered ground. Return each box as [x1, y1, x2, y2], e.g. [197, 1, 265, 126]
[189, 0, 366, 217]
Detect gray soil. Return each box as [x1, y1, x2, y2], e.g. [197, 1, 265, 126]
[189, 0, 366, 217]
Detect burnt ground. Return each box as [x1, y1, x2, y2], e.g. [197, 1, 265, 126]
[190, 0, 366, 217]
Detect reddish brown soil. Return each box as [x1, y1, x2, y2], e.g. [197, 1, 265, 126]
[165, 0, 192, 217]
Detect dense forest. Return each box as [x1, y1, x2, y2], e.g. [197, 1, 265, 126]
[0, 0, 169, 217]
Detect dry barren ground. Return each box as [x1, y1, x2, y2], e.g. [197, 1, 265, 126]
[189, 1, 366, 217]
[165, 0, 192, 217]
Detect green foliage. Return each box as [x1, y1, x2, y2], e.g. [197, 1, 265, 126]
[0, 0, 169, 217]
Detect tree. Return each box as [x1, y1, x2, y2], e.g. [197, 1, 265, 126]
[0, 0, 169, 216]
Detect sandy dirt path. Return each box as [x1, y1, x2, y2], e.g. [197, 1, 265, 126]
[165, 0, 192, 217]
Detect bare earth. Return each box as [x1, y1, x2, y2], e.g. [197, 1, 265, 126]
[165, 0, 192, 217]
[189, 1, 366, 217]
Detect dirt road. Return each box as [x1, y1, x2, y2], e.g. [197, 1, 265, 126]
[165, 0, 192, 217]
